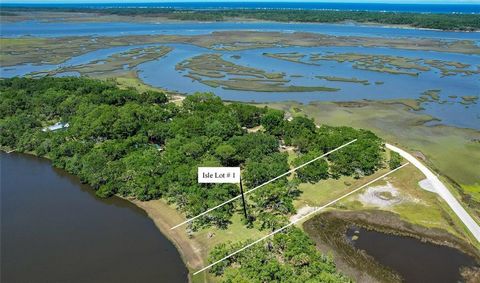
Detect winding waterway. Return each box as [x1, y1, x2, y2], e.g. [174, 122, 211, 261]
[1, 21, 479, 129]
[0, 152, 188, 283]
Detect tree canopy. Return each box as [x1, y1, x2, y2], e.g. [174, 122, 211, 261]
[208, 227, 351, 282]
[1, 77, 384, 231]
[0, 77, 388, 282]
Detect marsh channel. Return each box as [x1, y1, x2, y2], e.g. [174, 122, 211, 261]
[1, 21, 479, 130]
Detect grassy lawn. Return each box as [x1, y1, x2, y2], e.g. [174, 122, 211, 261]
[191, 213, 265, 282]
[294, 161, 479, 248]
[294, 173, 380, 208]
[193, 213, 265, 260]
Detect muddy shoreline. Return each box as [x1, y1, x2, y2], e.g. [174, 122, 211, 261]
[304, 210, 480, 283]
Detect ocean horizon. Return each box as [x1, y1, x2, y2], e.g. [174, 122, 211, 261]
[1, 2, 479, 14]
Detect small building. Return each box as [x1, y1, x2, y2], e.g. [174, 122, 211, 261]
[42, 122, 69, 132]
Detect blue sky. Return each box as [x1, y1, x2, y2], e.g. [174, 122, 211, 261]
[2, 1, 479, 4]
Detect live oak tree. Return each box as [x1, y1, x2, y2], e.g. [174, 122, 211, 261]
[293, 150, 329, 183]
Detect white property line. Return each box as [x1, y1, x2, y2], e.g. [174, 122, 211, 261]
[194, 162, 409, 275]
[171, 139, 357, 230]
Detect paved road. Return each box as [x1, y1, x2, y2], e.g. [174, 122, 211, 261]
[386, 143, 480, 243]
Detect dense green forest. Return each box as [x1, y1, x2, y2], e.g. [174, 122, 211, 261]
[0, 77, 389, 281]
[0, 77, 385, 231]
[4, 7, 479, 31]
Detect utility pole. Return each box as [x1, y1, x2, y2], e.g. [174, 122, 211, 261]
[239, 177, 249, 221]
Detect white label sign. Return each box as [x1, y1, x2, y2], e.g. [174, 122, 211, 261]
[198, 167, 240, 184]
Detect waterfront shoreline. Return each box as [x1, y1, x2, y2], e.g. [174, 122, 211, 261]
[120, 197, 205, 282]
[0, 151, 190, 282]
[0, 149, 200, 282]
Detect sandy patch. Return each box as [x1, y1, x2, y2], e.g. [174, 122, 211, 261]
[358, 182, 404, 208]
[128, 198, 204, 270]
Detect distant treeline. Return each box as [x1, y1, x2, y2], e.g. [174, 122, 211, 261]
[3, 7, 480, 31]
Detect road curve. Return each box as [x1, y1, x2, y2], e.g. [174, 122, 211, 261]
[386, 143, 480, 243]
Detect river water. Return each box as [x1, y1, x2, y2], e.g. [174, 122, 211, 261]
[0, 152, 188, 283]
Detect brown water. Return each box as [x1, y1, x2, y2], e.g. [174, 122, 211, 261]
[1, 152, 188, 283]
[347, 227, 479, 283]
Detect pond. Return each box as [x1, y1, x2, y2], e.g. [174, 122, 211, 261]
[0, 152, 188, 283]
[346, 226, 479, 283]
